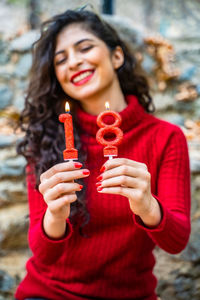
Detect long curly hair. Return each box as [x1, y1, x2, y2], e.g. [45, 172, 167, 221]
[17, 8, 154, 230]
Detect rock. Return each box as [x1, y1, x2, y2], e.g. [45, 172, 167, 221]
[14, 53, 32, 78]
[175, 101, 195, 113]
[13, 95, 25, 112]
[0, 135, 16, 148]
[174, 276, 193, 292]
[157, 284, 176, 300]
[0, 270, 14, 293]
[0, 249, 30, 278]
[0, 1, 27, 40]
[103, 14, 144, 49]
[16, 80, 28, 90]
[0, 86, 13, 110]
[0, 39, 10, 65]
[179, 66, 197, 81]
[181, 219, 200, 262]
[0, 52, 9, 66]
[188, 145, 200, 174]
[0, 66, 13, 80]
[4, 156, 26, 168]
[193, 100, 200, 119]
[156, 279, 171, 294]
[0, 203, 29, 249]
[174, 276, 194, 299]
[193, 175, 200, 189]
[142, 53, 155, 73]
[173, 274, 200, 299]
[0, 180, 27, 207]
[0, 148, 16, 161]
[193, 265, 200, 278]
[0, 156, 26, 179]
[9, 30, 39, 52]
[190, 159, 200, 173]
[155, 112, 185, 126]
[153, 91, 175, 111]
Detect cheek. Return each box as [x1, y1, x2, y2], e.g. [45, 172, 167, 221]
[55, 67, 66, 84]
[86, 47, 110, 65]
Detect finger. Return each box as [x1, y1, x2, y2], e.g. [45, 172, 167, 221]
[39, 169, 89, 194]
[48, 194, 77, 213]
[97, 175, 141, 189]
[97, 186, 137, 199]
[101, 158, 148, 172]
[40, 161, 83, 182]
[98, 165, 148, 182]
[43, 182, 82, 202]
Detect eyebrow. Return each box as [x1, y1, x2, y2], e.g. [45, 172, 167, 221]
[54, 38, 94, 56]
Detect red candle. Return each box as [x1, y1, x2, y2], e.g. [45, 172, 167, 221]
[96, 102, 123, 159]
[59, 102, 78, 161]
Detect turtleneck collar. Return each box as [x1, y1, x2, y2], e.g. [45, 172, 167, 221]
[76, 95, 146, 138]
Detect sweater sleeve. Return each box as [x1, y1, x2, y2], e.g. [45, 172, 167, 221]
[133, 126, 191, 254]
[26, 165, 73, 265]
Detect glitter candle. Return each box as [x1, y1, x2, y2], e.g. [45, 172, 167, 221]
[59, 102, 78, 161]
[96, 102, 123, 159]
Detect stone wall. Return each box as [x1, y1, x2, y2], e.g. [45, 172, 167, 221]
[0, 1, 200, 299]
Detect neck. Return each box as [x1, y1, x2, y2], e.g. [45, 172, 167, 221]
[79, 81, 127, 115]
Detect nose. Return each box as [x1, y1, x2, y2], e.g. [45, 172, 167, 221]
[67, 50, 83, 70]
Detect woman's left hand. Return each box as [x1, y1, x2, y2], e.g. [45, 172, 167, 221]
[96, 158, 162, 227]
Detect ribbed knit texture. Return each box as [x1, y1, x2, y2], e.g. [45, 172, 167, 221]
[15, 95, 191, 300]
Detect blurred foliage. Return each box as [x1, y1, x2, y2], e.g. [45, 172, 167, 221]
[6, 0, 27, 5]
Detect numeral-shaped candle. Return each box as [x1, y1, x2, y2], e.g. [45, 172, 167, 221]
[59, 102, 78, 161]
[96, 102, 123, 159]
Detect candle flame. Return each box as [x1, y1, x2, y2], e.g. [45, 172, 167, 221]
[105, 101, 110, 110]
[65, 101, 70, 112]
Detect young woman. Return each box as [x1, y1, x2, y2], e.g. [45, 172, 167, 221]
[15, 8, 191, 300]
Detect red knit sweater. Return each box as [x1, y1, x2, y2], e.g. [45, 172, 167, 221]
[15, 95, 191, 300]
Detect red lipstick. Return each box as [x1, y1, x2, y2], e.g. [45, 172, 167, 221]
[70, 69, 94, 86]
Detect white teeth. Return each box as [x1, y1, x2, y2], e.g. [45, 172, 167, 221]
[73, 71, 93, 83]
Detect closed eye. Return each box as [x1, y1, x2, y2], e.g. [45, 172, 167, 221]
[80, 45, 93, 52]
[55, 57, 67, 65]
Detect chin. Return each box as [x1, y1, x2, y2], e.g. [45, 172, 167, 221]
[71, 88, 100, 101]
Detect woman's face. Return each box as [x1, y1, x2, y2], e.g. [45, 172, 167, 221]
[54, 24, 124, 102]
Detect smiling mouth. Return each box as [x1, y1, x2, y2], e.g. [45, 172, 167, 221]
[71, 70, 94, 85]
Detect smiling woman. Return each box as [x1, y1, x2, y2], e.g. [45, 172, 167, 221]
[53, 24, 126, 114]
[15, 7, 190, 300]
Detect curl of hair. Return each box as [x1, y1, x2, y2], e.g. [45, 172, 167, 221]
[17, 9, 154, 233]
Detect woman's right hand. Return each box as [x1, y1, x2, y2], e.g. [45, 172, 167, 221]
[38, 161, 90, 238]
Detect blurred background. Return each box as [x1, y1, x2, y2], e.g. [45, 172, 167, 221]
[0, 0, 200, 299]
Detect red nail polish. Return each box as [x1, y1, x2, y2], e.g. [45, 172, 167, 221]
[96, 182, 102, 187]
[79, 185, 83, 190]
[74, 162, 82, 168]
[83, 170, 90, 175]
[100, 165, 106, 173]
[97, 187, 103, 191]
[96, 175, 103, 181]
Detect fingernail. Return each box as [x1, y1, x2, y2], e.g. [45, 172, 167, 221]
[96, 182, 102, 187]
[79, 185, 83, 190]
[74, 162, 82, 168]
[100, 165, 106, 173]
[97, 187, 103, 191]
[83, 170, 90, 175]
[96, 175, 103, 181]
